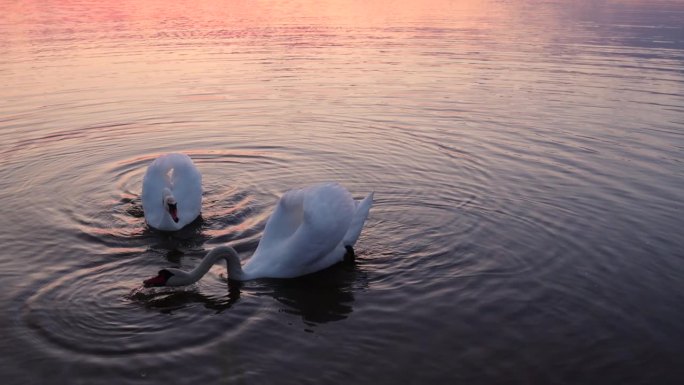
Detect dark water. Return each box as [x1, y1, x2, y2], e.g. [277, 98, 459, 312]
[1, 0, 683, 383]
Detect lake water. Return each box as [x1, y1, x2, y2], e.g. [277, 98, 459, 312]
[1, 0, 683, 383]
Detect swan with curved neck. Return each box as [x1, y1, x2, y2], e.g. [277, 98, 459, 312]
[144, 183, 373, 287]
[144, 246, 245, 286]
[142, 153, 202, 231]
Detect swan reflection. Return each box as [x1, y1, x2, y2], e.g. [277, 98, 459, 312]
[139, 216, 208, 253]
[257, 262, 363, 325]
[130, 280, 241, 314]
[132, 262, 364, 324]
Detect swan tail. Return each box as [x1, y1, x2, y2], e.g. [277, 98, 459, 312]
[342, 191, 374, 246]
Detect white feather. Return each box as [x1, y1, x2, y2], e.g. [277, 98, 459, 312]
[141, 153, 202, 231]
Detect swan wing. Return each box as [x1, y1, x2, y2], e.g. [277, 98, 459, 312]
[167, 154, 202, 225]
[293, 183, 354, 258]
[302, 183, 355, 244]
[141, 155, 172, 228]
[343, 191, 374, 246]
[245, 183, 355, 277]
[256, 187, 307, 252]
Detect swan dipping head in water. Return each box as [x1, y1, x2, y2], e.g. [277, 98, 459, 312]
[143, 183, 374, 286]
[144, 246, 246, 286]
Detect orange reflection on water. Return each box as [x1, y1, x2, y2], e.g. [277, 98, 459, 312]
[2, 0, 506, 38]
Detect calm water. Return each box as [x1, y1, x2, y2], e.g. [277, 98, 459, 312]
[1, 0, 683, 383]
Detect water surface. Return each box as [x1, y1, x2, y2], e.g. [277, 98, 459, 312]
[1, 1, 683, 384]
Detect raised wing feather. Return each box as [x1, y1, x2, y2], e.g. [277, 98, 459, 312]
[141, 156, 171, 228]
[256, 187, 306, 252]
[168, 154, 202, 223]
[245, 183, 355, 277]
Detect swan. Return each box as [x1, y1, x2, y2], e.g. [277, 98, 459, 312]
[143, 183, 373, 286]
[142, 153, 202, 231]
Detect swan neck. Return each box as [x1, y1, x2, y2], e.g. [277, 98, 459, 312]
[187, 246, 245, 282]
[162, 187, 173, 200]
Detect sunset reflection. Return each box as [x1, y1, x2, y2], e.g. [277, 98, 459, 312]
[1, 0, 683, 384]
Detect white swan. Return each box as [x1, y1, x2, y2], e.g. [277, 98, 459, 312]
[142, 153, 202, 231]
[143, 183, 373, 286]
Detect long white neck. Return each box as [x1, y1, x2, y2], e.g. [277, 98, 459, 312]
[162, 187, 173, 199]
[174, 246, 246, 284]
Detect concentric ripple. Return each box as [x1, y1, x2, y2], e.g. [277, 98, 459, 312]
[19, 145, 382, 358]
[3, 1, 683, 383]
[21, 256, 259, 357]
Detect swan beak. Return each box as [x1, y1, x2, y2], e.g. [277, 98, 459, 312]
[143, 276, 164, 287]
[168, 203, 179, 223]
[143, 269, 172, 287]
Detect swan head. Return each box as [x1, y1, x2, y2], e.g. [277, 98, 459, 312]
[143, 268, 192, 287]
[162, 188, 179, 223]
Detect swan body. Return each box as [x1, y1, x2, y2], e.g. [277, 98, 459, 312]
[142, 153, 202, 231]
[144, 183, 373, 286]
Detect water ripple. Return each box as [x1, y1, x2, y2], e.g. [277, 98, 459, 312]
[20, 257, 258, 358]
